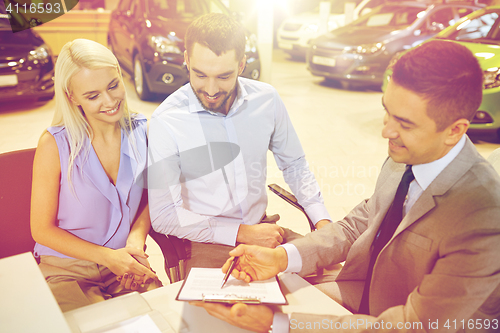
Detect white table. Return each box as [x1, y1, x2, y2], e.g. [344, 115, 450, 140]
[143, 272, 351, 333]
[0, 252, 71, 333]
[0, 252, 351, 333]
[64, 272, 351, 333]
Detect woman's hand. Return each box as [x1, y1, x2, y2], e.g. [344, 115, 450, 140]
[102, 247, 158, 285]
[116, 250, 157, 289]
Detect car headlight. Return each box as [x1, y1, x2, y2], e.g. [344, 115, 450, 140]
[245, 34, 258, 53]
[149, 36, 182, 55]
[484, 68, 500, 89]
[347, 42, 384, 55]
[28, 44, 50, 62]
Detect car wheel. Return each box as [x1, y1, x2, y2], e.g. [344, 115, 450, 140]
[133, 55, 152, 100]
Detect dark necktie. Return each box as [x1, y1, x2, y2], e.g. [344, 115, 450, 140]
[358, 165, 414, 314]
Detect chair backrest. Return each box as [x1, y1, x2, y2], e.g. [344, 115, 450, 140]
[148, 229, 187, 283]
[0, 148, 36, 259]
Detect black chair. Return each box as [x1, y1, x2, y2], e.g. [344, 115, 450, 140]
[268, 183, 316, 232]
[148, 229, 187, 283]
[0, 148, 37, 259]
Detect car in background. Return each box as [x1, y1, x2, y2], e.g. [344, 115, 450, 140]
[383, 6, 500, 140]
[307, 0, 481, 89]
[277, 0, 385, 58]
[108, 0, 260, 100]
[0, 5, 54, 103]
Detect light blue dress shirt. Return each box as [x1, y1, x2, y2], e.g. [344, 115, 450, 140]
[148, 78, 331, 246]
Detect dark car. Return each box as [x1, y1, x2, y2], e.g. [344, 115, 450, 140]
[307, 0, 481, 89]
[0, 6, 54, 103]
[108, 0, 261, 100]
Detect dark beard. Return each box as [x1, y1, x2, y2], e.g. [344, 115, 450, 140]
[191, 84, 237, 114]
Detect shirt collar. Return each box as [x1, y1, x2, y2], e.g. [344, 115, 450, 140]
[187, 78, 248, 116]
[412, 135, 466, 191]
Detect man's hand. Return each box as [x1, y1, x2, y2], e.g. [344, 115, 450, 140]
[191, 302, 273, 333]
[223, 244, 288, 282]
[236, 223, 284, 248]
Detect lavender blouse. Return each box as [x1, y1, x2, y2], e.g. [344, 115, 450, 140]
[34, 115, 148, 259]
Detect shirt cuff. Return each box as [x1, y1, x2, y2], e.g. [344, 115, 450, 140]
[279, 243, 302, 273]
[212, 220, 241, 246]
[272, 312, 290, 333]
[304, 203, 332, 225]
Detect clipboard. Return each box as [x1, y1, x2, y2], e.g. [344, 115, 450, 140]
[175, 268, 288, 305]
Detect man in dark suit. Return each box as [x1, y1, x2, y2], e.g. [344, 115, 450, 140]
[193, 40, 500, 332]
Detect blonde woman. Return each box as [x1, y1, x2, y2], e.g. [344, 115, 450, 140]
[30, 39, 160, 312]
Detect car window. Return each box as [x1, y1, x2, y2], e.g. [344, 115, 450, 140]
[355, 5, 423, 28]
[146, 0, 227, 18]
[422, 8, 454, 33]
[446, 11, 499, 40]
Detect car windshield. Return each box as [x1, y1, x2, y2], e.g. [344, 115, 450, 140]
[352, 5, 424, 28]
[146, 0, 229, 19]
[438, 10, 500, 43]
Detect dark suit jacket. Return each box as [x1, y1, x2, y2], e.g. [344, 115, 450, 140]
[290, 137, 500, 332]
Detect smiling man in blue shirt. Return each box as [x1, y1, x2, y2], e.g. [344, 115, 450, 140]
[148, 13, 331, 272]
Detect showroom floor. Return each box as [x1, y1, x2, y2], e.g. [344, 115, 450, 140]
[1, 50, 499, 285]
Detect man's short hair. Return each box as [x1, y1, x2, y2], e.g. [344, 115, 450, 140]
[390, 40, 483, 131]
[185, 13, 246, 61]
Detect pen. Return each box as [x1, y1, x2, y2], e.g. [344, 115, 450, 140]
[221, 256, 239, 288]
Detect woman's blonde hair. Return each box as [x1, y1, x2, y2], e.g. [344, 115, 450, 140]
[52, 39, 137, 183]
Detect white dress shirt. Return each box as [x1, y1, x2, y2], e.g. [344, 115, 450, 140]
[148, 77, 331, 246]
